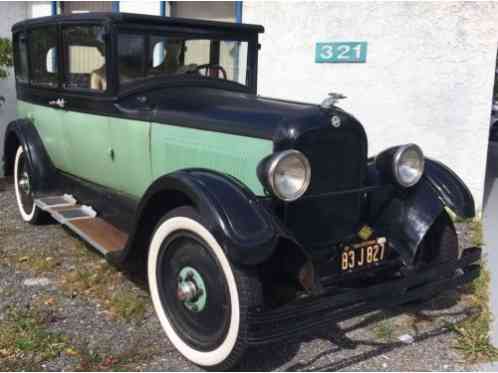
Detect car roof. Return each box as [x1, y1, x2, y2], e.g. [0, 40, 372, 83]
[12, 12, 264, 33]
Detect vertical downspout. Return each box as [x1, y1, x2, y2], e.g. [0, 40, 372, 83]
[51, 1, 57, 81]
[235, 1, 243, 23]
[234, 1, 243, 83]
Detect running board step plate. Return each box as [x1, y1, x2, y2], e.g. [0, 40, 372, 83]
[34, 196, 127, 255]
[36, 194, 77, 209]
[67, 218, 128, 254]
[50, 205, 97, 223]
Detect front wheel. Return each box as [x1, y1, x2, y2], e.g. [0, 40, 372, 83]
[414, 212, 458, 269]
[13, 146, 45, 224]
[147, 207, 261, 370]
[404, 212, 458, 305]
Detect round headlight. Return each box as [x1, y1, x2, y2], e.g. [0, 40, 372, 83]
[393, 144, 425, 187]
[265, 150, 311, 201]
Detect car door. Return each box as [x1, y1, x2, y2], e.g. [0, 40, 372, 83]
[104, 32, 152, 199]
[59, 24, 115, 188]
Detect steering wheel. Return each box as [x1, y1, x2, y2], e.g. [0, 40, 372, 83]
[195, 64, 228, 80]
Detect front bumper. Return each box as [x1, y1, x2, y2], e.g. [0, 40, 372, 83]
[247, 246, 481, 345]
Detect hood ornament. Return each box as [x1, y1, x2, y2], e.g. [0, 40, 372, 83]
[320, 92, 347, 110]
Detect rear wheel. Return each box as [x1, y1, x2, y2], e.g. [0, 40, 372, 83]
[148, 207, 261, 370]
[13, 146, 45, 224]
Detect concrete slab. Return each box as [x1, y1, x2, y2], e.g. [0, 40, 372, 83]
[483, 141, 498, 347]
[478, 362, 498, 371]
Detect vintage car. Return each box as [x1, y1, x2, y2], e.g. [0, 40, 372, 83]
[4, 13, 480, 370]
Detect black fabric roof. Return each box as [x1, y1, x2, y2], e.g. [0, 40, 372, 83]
[12, 12, 264, 33]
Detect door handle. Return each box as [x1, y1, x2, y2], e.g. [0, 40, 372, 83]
[48, 98, 66, 109]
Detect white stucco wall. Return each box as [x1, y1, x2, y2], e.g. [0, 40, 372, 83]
[120, 1, 161, 15]
[244, 1, 498, 210]
[29, 1, 51, 18]
[0, 2, 29, 176]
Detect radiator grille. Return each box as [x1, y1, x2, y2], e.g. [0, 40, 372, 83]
[285, 125, 367, 248]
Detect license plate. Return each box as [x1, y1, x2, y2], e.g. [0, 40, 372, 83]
[340, 237, 387, 271]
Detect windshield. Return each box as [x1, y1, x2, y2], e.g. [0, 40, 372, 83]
[117, 32, 250, 88]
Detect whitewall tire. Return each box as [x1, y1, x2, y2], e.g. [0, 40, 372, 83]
[147, 207, 260, 370]
[13, 146, 43, 224]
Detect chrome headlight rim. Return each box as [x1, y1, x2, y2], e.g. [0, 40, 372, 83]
[266, 149, 311, 202]
[392, 143, 425, 188]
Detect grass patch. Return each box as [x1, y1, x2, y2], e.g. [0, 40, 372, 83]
[0, 306, 68, 371]
[451, 263, 498, 363]
[61, 263, 118, 297]
[30, 256, 59, 273]
[73, 340, 155, 372]
[372, 319, 395, 341]
[60, 260, 149, 321]
[109, 291, 147, 322]
[469, 219, 484, 247]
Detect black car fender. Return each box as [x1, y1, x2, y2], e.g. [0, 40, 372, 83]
[3, 119, 56, 193]
[369, 156, 475, 264]
[373, 179, 445, 264]
[122, 169, 280, 266]
[424, 158, 475, 218]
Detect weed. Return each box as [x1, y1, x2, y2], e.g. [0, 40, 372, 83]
[72, 339, 156, 372]
[469, 219, 484, 247]
[0, 306, 68, 371]
[451, 263, 498, 363]
[31, 256, 59, 273]
[109, 291, 147, 321]
[372, 319, 395, 341]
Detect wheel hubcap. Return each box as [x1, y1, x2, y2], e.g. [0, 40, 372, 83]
[19, 172, 31, 194]
[177, 266, 207, 312]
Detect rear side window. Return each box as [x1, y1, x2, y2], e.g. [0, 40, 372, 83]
[63, 25, 107, 91]
[13, 33, 28, 83]
[29, 26, 58, 88]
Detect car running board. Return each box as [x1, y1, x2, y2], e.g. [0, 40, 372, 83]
[34, 195, 128, 256]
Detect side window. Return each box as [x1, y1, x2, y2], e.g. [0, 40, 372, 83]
[118, 33, 145, 84]
[146, 37, 209, 77]
[29, 26, 58, 87]
[151, 39, 166, 68]
[220, 41, 248, 85]
[63, 25, 107, 91]
[13, 33, 28, 83]
[184, 39, 210, 66]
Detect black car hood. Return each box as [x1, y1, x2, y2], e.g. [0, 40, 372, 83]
[118, 86, 364, 148]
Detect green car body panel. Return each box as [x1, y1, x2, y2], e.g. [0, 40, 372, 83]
[149, 123, 272, 196]
[16, 100, 273, 198]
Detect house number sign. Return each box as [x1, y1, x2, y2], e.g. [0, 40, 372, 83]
[315, 42, 368, 63]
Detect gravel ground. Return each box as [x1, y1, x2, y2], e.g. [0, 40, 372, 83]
[0, 180, 482, 371]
